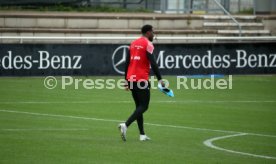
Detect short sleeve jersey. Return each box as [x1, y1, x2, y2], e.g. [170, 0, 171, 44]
[126, 37, 154, 81]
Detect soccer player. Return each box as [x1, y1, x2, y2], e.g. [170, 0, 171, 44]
[118, 24, 165, 141]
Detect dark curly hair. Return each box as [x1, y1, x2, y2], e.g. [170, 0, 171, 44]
[141, 24, 153, 34]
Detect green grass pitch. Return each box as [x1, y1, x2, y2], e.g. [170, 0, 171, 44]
[0, 75, 275, 163]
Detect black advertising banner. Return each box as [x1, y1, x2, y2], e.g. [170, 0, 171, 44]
[0, 43, 275, 76]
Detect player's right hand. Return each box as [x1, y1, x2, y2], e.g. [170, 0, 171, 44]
[124, 80, 130, 91]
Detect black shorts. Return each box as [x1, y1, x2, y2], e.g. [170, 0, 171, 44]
[128, 81, 150, 90]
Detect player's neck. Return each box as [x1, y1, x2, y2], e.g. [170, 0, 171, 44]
[141, 35, 149, 41]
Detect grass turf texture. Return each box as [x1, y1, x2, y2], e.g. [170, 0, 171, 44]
[0, 75, 275, 163]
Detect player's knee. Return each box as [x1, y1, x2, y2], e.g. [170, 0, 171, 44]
[141, 104, 149, 112]
[137, 105, 148, 113]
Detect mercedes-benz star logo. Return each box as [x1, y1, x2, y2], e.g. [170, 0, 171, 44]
[112, 45, 129, 75]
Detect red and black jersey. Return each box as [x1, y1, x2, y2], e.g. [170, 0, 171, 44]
[126, 37, 154, 81]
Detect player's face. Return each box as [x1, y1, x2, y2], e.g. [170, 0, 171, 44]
[147, 30, 155, 42]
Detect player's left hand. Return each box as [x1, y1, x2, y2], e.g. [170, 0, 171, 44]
[159, 79, 167, 88]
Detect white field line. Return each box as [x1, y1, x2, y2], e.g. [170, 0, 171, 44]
[0, 109, 275, 138]
[1, 109, 276, 159]
[203, 133, 276, 160]
[0, 128, 88, 131]
[0, 100, 275, 104]
[0, 101, 129, 104]
[0, 109, 121, 123]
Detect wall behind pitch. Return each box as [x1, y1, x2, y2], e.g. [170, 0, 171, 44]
[0, 43, 275, 76]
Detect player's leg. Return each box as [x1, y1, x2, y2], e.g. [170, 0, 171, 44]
[132, 87, 140, 108]
[125, 82, 150, 127]
[119, 82, 150, 141]
[137, 115, 144, 134]
[136, 87, 150, 134]
[118, 82, 139, 141]
[135, 87, 151, 141]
